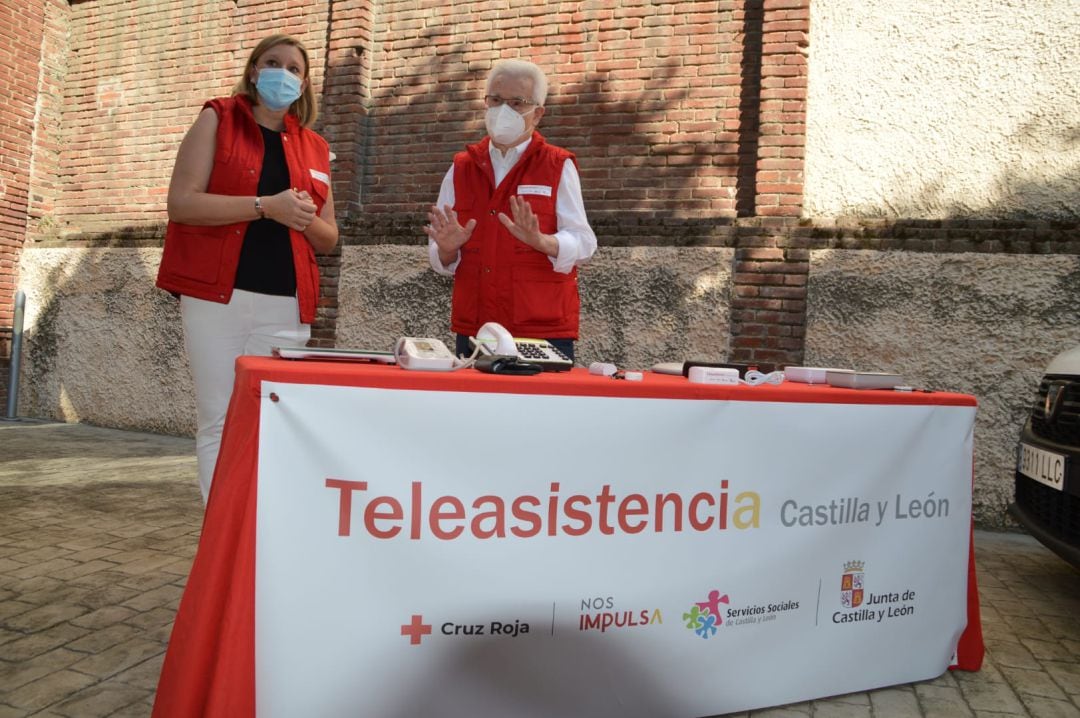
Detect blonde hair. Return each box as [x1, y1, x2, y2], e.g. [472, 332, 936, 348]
[233, 34, 318, 127]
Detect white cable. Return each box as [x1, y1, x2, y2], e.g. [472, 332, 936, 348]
[742, 370, 785, 386]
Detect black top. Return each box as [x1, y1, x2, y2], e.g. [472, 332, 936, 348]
[233, 125, 297, 296]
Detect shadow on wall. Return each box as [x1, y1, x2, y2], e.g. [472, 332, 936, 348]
[16, 235, 195, 436]
[803, 249, 1080, 528]
[332, 26, 756, 365]
[834, 121, 1080, 221]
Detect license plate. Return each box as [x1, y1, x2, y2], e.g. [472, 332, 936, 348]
[1017, 443, 1066, 490]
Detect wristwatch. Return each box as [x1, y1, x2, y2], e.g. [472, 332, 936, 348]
[254, 196, 265, 218]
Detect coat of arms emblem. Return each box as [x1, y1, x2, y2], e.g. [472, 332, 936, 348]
[841, 560, 865, 608]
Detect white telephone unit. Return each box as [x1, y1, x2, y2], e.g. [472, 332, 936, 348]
[473, 322, 518, 355]
[470, 322, 573, 372]
[394, 337, 457, 371]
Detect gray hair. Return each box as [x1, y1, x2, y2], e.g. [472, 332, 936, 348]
[486, 59, 549, 106]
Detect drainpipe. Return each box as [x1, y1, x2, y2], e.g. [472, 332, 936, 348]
[4, 290, 26, 420]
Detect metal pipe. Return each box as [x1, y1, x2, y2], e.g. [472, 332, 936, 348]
[5, 290, 26, 420]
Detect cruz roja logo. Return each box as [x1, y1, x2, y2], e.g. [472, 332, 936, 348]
[400, 614, 432, 645]
[400, 613, 530, 645]
[833, 560, 917, 625]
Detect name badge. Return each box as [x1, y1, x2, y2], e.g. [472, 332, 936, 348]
[517, 184, 552, 197]
[309, 169, 330, 186]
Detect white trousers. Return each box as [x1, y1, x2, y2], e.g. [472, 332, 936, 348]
[181, 289, 310, 503]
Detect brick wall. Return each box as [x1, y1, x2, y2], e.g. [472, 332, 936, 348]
[0, 0, 55, 409]
[346, 0, 804, 219]
[15, 0, 1077, 380]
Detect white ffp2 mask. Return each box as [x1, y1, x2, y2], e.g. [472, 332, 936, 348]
[485, 104, 535, 145]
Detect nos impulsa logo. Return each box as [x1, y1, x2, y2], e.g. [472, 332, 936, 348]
[578, 596, 663, 633]
[400, 614, 530, 646]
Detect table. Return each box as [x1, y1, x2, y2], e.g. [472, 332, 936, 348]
[153, 357, 983, 718]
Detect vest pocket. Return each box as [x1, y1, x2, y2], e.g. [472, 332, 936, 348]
[451, 261, 481, 327]
[162, 224, 224, 284]
[511, 264, 572, 327]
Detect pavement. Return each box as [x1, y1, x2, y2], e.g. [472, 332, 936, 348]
[0, 420, 1078, 718]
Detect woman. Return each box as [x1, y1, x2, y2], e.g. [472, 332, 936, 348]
[157, 34, 338, 503]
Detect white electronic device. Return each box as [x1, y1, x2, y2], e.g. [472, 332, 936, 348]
[687, 366, 740, 385]
[272, 346, 397, 364]
[394, 337, 457, 371]
[470, 322, 573, 372]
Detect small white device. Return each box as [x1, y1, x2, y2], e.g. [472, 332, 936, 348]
[687, 366, 740, 385]
[589, 362, 618, 377]
[470, 322, 573, 372]
[394, 337, 457, 371]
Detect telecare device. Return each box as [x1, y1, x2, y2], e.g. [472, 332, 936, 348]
[394, 337, 457, 371]
[469, 322, 573, 372]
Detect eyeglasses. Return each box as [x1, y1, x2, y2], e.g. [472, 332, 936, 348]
[484, 95, 538, 112]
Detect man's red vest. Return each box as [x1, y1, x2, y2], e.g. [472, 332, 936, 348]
[156, 95, 330, 324]
[450, 132, 580, 339]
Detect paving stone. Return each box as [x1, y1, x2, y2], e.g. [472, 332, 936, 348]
[64, 622, 142, 654]
[68, 637, 165, 680]
[869, 687, 923, 717]
[7, 559, 81, 582]
[1022, 637, 1075, 662]
[2, 603, 89, 634]
[956, 672, 1028, 713]
[107, 696, 158, 718]
[0, 622, 92, 662]
[109, 653, 166, 689]
[915, 683, 975, 717]
[2, 669, 98, 712]
[0, 600, 36, 623]
[1042, 661, 1080, 699]
[806, 698, 872, 716]
[746, 705, 811, 716]
[68, 606, 137, 631]
[48, 559, 121, 583]
[51, 684, 151, 718]
[988, 640, 1044, 670]
[118, 583, 183, 613]
[999, 665, 1069, 701]
[0, 704, 33, 718]
[0, 647, 83, 691]
[122, 606, 176, 632]
[1020, 695, 1080, 718]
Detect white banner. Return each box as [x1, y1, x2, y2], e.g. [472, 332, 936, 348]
[255, 382, 975, 718]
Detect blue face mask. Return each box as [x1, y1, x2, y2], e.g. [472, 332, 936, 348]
[255, 67, 303, 111]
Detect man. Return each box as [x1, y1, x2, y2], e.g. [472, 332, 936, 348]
[425, 59, 597, 361]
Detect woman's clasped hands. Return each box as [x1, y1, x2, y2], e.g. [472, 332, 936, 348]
[265, 188, 317, 232]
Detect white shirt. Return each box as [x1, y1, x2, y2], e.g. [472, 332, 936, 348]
[427, 137, 597, 275]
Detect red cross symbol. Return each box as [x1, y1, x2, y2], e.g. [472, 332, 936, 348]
[401, 614, 432, 645]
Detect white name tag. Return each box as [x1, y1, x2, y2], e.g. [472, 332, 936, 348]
[309, 169, 330, 186]
[517, 184, 552, 197]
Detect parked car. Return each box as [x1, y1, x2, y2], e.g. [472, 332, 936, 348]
[1010, 344, 1080, 569]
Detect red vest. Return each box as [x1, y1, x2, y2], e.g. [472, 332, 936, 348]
[156, 95, 330, 324]
[451, 132, 579, 338]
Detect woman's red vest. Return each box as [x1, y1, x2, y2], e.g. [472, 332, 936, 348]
[156, 95, 330, 324]
[450, 132, 580, 339]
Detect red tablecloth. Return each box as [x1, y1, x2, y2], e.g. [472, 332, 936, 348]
[152, 358, 983, 717]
